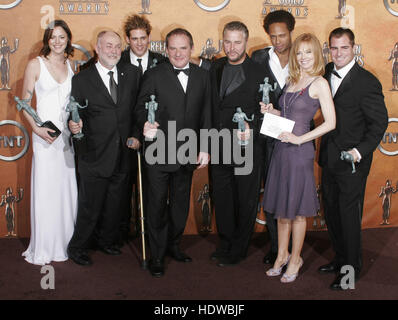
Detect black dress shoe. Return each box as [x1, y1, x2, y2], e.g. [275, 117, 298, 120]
[217, 255, 242, 267]
[67, 248, 92, 266]
[149, 259, 165, 278]
[168, 248, 192, 262]
[99, 246, 121, 256]
[318, 262, 340, 274]
[263, 251, 277, 265]
[210, 250, 229, 261]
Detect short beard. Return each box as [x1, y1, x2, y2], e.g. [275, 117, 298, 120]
[227, 51, 246, 64]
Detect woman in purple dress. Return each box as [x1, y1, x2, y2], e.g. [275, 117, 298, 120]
[260, 33, 336, 283]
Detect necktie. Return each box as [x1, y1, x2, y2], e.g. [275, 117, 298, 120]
[332, 70, 341, 79]
[175, 68, 190, 76]
[108, 71, 118, 104]
[137, 58, 143, 75]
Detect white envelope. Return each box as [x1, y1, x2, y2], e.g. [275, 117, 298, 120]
[260, 112, 295, 140]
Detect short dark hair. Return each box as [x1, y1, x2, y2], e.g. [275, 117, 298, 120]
[223, 21, 249, 40]
[124, 14, 152, 38]
[263, 10, 296, 34]
[166, 28, 194, 48]
[329, 27, 355, 46]
[40, 20, 74, 59]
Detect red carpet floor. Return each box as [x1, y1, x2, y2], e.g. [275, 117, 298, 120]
[1, 228, 397, 300]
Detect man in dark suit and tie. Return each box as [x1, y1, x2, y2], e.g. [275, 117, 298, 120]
[207, 21, 267, 267]
[120, 14, 166, 73]
[318, 27, 388, 290]
[251, 10, 295, 266]
[67, 31, 142, 266]
[135, 28, 212, 277]
[118, 14, 167, 246]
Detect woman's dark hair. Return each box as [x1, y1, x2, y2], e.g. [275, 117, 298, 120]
[40, 20, 74, 59]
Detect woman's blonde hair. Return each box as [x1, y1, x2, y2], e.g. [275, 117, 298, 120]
[288, 33, 324, 84]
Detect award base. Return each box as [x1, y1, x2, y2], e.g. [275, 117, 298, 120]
[41, 121, 61, 138]
[73, 132, 84, 140]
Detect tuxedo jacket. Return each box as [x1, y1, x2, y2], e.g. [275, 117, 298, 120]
[209, 56, 266, 165]
[251, 47, 284, 108]
[135, 62, 212, 172]
[71, 62, 141, 178]
[319, 62, 388, 175]
[120, 49, 167, 70]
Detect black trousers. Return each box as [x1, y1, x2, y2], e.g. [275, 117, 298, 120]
[211, 160, 261, 258]
[145, 165, 193, 260]
[322, 167, 368, 273]
[68, 170, 128, 251]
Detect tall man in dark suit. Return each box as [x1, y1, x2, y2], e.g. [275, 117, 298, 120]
[251, 10, 295, 266]
[208, 21, 266, 267]
[135, 28, 212, 277]
[67, 31, 142, 266]
[120, 14, 166, 73]
[318, 28, 388, 290]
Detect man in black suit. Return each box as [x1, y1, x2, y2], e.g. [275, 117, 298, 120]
[120, 14, 166, 73]
[318, 28, 388, 290]
[251, 10, 295, 266]
[67, 31, 141, 266]
[135, 28, 212, 277]
[207, 21, 266, 267]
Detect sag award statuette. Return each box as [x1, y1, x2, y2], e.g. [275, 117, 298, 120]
[259, 77, 277, 105]
[146, 94, 158, 124]
[14, 91, 61, 138]
[66, 96, 88, 140]
[340, 150, 356, 174]
[232, 107, 254, 147]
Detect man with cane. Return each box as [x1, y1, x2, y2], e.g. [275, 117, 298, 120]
[135, 28, 212, 277]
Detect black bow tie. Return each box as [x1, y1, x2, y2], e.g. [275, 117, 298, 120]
[332, 70, 341, 79]
[175, 68, 190, 76]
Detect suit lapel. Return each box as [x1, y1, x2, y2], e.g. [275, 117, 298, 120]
[167, 63, 187, 96]
[89, 65, 115, 105]
[116, 66, 127, 107]
[333, 63, 358, 100]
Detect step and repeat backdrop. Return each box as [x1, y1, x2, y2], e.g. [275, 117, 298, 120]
[0, 0, 397, 238]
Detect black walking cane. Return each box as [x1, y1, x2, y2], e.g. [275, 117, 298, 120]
[137, 149, 148, 270]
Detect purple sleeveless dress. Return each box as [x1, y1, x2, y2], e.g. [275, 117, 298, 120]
[262, 82, 320, 219]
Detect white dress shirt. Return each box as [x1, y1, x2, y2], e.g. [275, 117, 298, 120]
[331, 58, 355, 97]
[174, 63, 190, 93]
[96, 62, 118, 94]
[269, 47, 289, 89]
[130, 49, 149, 73]
[331, 58, 361, 161]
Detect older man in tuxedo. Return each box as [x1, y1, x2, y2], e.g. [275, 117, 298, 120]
[67, 31, 141, 266]
[318, 28, 388, 290]
[135, 28, 211, 277]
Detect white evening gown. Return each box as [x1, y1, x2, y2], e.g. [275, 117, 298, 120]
[22, 56, 78, 265]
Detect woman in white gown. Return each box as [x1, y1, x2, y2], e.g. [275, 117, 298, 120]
[21, 20, 78, 265]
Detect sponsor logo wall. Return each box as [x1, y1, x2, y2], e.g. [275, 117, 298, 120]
[0, 0, 397, 237]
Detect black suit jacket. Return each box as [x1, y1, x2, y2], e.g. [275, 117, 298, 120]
[120, 49, 167, 70]
[71, 62, 141, 178]
[136, 62, 212, 172]
[319, 62, 388, 175]
[209, 56, 266, 165]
